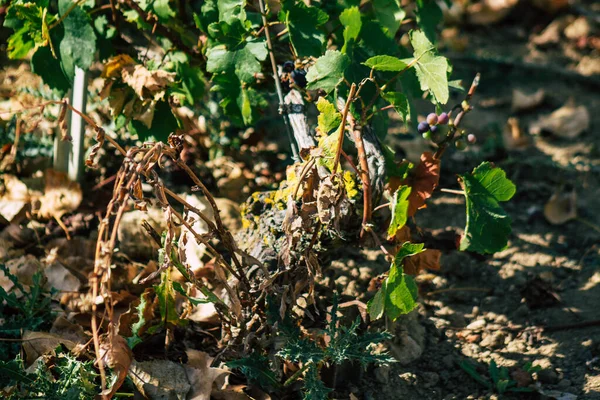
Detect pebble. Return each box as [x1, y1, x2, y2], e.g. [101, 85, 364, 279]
[480, 331, 506, 349]
[466, 319, 486, 330]
[399, 372, 418, 385]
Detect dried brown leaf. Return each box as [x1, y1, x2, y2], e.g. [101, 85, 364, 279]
[404, 249, 441, 275]
[185, 349, 230, 400]
[511, 89, 545, 112]
[34, 169, 82, 219]
[99, 331, 133, 398]
[0, 174, 30, 223]
[503, 117, 531, 150]
[122, 64, 175, 101]
[544, 189, 577, 225]
[529, 101, 590, 139]
[22, 331, 77, 366]
[405, 152, 441, 217]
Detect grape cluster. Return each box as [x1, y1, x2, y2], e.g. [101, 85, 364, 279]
[418, 112, 449, 142]
[280, 60, 307, 90]
[418, 111, 477, 150]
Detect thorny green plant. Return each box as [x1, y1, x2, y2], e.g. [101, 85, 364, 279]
[1, 0, 519, 398]
[0, 264, 55, 362]
[0, 345, 100, 399]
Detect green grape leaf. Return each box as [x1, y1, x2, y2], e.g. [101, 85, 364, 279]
[409, 30, 449, 104]
[317, 131, 339, 172]
[217, 0, 246, 23]
[316, 97, 341, 135]
[363, 55, 408, 72]
[368, 242, 424, 321]
[388, 185, 411, 237]
[280, 0, 328, 58]
[458, 162, 516, 254]
[339, 6, 361, 54]
[372, 0, 405, 38]
[385, 242, 424, 320]
[31, 45, 71, 92]
[393, 242, 425, 266]
[206, 21, 267, 83]
[385, 265, 419, 320]
[8, 26, 36, 59]
[415, 0, 443, 43]
[306, 50, 350, 93]
[5, 1, 48, 59]
[382, 91, 410, 122]
[58, 0, 97, 80]
[154, 0, 176, 21]
[211, 74, 265, 126]
[173, 62, 205, 106]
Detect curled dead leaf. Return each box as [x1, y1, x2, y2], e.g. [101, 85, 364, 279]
[511, 89, 545, 112]
[529, 101, 590, 139]
[404, 249, 441, 275]
[543, 189, 577, 225]
[185, 349, 230, 400]
[99, 331, 133, 398]
[33, 169, 82, 220]
[404, 152, 441, 217]
[0, 174, 31, 223]
[129, 359, 191, 399]
[22, 331, 78, 366]
[503, 117, 531, 150]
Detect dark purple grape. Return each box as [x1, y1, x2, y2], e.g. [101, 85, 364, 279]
[438, 112, 449, 125]
[430, 125, 439, 134]
[467, 133, 477, 144]
[291, 69, 307, 88]
[283, 61, 295, 73]
[426, 113, 438, 126]
[417, 121, 430, 134]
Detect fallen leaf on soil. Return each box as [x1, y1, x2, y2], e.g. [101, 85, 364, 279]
[22, 331, 78, 366]
[0, 174, 30, 223]
[0, 255, 42, 292]
[185, 349, 230, 400]
[404, 152, 441, 217]
[129, 359, 191, 399]
[503, 117, 531, 150]
[404, 249, 441, 275]
[33, 169, 82, 220]
[44, 262, 81, 292]
[99, 331, 133, 398]
[544, 189, 577, 225]
[529, 101, 590, 139]
[512, 89, 545, 112]
[212, 385, 252, 400]
[466, 0, 518, 25]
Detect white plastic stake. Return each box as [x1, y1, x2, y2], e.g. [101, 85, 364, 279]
[53, 66, 87, 183]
